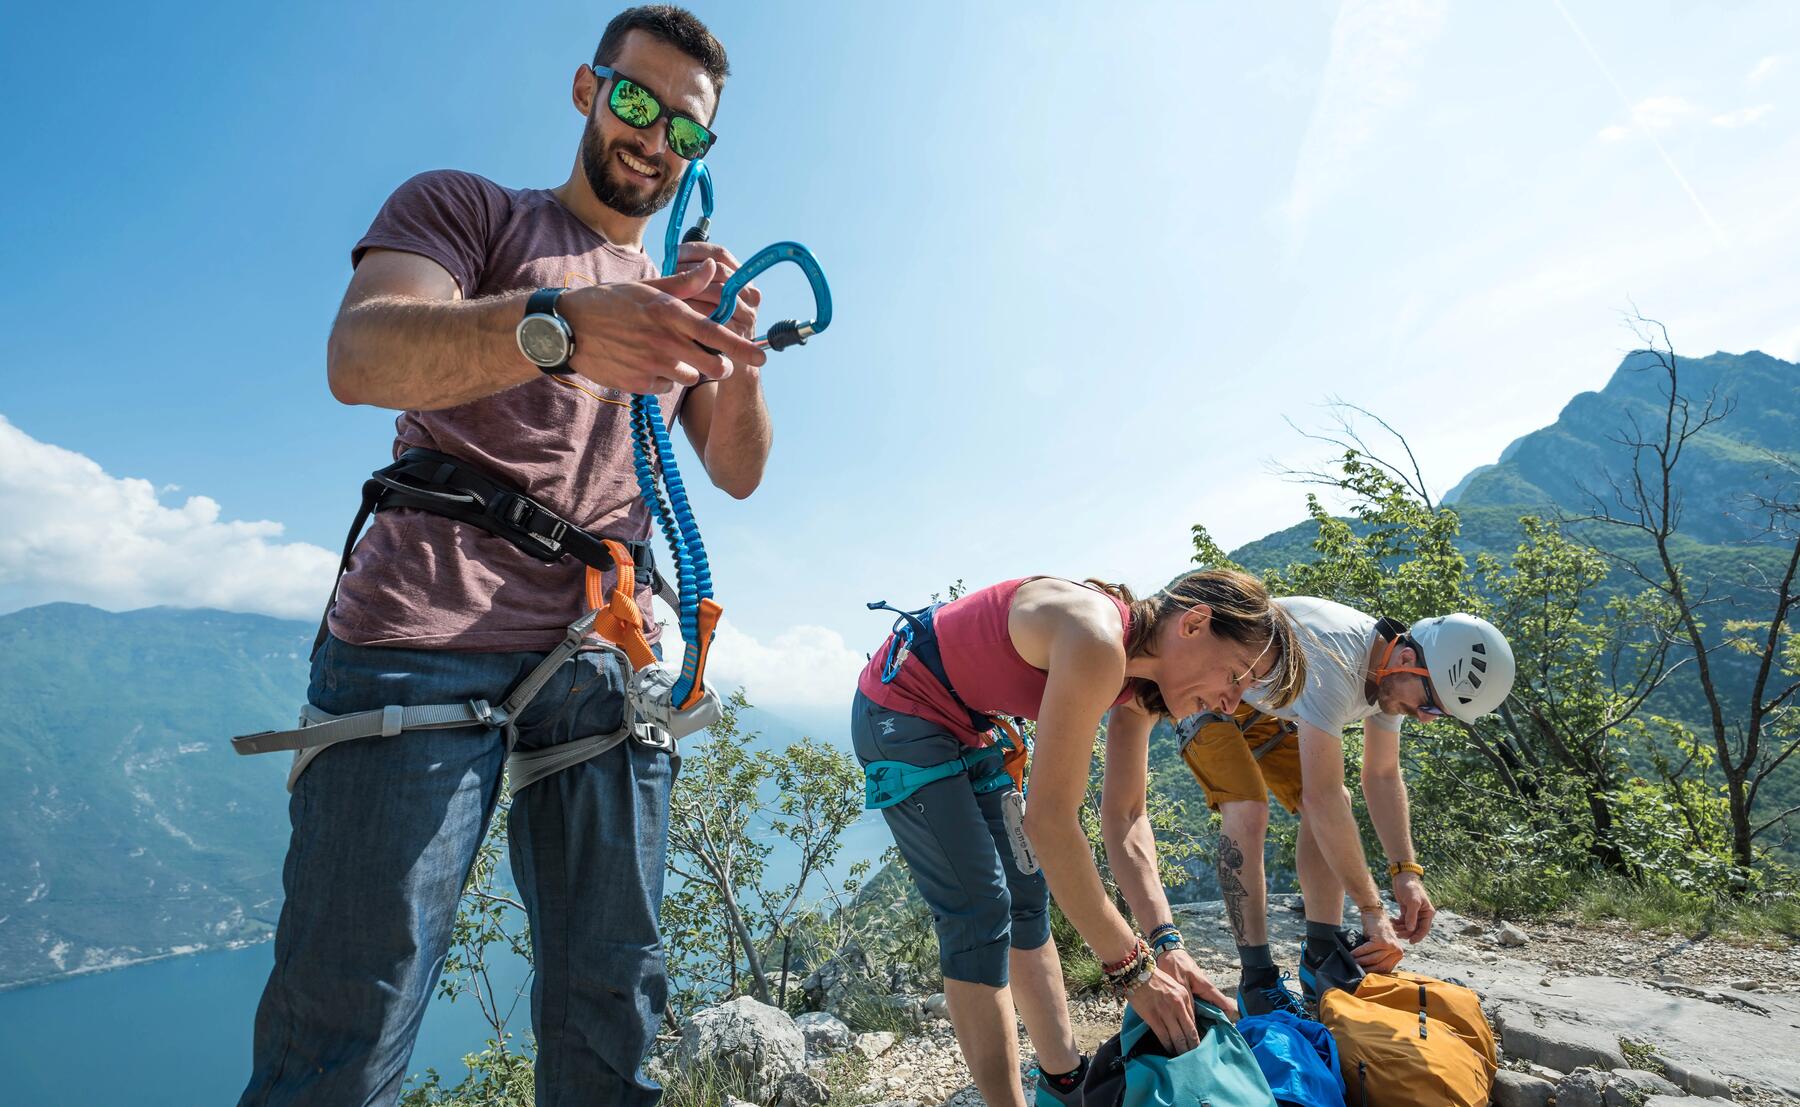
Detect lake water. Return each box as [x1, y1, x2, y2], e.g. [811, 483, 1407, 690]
[0, 813, 894, 1107]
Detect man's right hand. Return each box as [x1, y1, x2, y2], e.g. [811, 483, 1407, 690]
[1128, 965, 1203, 1055]
[1353, 908, 1407, 972]
[559, 260, 768, 395]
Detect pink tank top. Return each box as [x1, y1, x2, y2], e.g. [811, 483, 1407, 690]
[857, 578, 1135, 747]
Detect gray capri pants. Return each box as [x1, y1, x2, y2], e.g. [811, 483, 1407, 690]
[850, 690, 1051, 988]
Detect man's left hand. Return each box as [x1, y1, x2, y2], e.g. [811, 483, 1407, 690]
[1155, 946, 1238, 1021]
[676, 241, 761, 344]
[1392, 872, 1436, 942]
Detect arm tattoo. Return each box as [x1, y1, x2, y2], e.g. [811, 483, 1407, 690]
[1218, 832, 1249, 944]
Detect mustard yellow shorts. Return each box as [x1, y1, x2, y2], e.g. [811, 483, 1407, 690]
[1179, 703, 1304, 813]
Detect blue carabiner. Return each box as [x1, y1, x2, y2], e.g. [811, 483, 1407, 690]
[662, 161, 715, 276]
[709, 241, 833, 352]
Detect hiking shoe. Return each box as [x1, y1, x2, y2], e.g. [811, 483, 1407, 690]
[1300, 928, 1366, 1010]
[1237, 971, 1309, 1018]
[1033, 1055, 1088, 1106]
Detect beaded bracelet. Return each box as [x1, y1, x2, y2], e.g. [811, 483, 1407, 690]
[1101, 936, 1155, 995]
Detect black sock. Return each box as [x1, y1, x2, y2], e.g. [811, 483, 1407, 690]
[1304, 920, 1342, 959]
[1042, 1055, 1087, 1089]
[1238, 944, 1277, 984]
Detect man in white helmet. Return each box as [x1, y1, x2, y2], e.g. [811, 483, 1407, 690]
[1174, 596, 1515, 1017]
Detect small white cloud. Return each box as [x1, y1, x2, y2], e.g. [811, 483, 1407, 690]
[702, 618, 866, 712]
[0, 415, 337, 619]
[1747, 55, 1783, 85]
[1595, 95, 1700, 141]
[1712, 104, 1774, 128]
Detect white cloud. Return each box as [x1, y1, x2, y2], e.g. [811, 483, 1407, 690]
[1597, 95, 1699, 140]
[1712, 104, 1774, 128]
[702, 618, 866, 712]
[1284, 0, 1448, 252]
[0, 414, 873, 709]
[1747, 55, 1783, 85]
[0, 415, 338, 619]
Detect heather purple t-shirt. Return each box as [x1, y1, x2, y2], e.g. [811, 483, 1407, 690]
[326, 169, 682, 652]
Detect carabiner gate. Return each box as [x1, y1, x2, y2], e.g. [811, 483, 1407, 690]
[710, 241, 834, 352]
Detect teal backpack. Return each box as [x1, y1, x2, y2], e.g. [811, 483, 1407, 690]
[1081, 999, 1278, 1107]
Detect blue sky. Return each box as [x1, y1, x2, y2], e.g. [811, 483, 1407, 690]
[2, 0, 1797, 715]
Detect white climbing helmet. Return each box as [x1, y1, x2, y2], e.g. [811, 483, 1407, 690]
[1408, 613, 1515, 723]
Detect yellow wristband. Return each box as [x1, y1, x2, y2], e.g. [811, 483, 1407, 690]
[1388, 861, 1425, 878]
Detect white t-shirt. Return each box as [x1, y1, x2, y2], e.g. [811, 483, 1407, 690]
[1245, 596, 1403, 737]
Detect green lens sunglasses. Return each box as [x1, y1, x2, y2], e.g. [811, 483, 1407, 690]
[590, 65, 717, 161]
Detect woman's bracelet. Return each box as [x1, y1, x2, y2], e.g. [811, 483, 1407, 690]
[1101, 936, 1155, 994]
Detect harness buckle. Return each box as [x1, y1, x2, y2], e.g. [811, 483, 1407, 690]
[499, 494, 567, 555]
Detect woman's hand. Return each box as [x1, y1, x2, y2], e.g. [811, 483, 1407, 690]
[1155, 947, 1238, 1020]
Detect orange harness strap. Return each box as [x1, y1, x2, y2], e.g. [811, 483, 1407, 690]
[994, 716, 1030, 793]
[1371, 635, 1430, 683]
[583, 539, 658, 672]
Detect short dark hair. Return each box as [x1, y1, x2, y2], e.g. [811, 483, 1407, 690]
[594, 5, 730, 94]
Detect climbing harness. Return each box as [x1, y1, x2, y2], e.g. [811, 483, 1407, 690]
[232, 160, 834, 794]
[861, 599, 1040, 873]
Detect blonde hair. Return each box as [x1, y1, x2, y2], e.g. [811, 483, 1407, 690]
[1085, 569, 1306, 717]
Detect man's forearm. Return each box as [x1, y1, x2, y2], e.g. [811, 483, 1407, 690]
[1301, 788, 1382, 906]
[699, 366, 772, 498]
[1362, 772, 1416, 865]
[1102, 814, 1174, 933]
[328, 292, 537, 411]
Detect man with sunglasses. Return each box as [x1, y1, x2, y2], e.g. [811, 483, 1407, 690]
[1174, 598, 1514, 1018]
[239, 8, 781, 1106]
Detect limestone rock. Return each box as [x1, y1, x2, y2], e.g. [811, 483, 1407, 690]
[1656, 1055, 1737, 1099]
[1553, 1068, 1611, 1107]
[854, 1030, 897, 1059]
[1492, 1068, 1556, 1107]
[795, 1011, 852, 1055]
[676, 995, 806, 1099]
[1603, 1068, 1682, 1104]
[1498, 922, 1531, 947]
[924, 991, 949, 1020]
[773, 1070, 830, 1107]
[801, 942, 881, 1018]
[1493, 1005, 1628, 1073]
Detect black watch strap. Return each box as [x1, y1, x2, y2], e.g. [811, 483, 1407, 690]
[522, 287, 574, 375]
[526, 287, 566, 318]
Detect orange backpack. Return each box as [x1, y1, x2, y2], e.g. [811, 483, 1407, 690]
[1317, 970, 1497, 1107]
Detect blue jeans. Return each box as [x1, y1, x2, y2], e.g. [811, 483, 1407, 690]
[850, 691, 1051, 988]
[239, 635, 676, 1106]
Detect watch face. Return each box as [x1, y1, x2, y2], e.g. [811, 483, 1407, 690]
[518, 315, 571, 367]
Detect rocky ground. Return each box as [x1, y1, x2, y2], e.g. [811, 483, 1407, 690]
[668, 894, 1800, 1106]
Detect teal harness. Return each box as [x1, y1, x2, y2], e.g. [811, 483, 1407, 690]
[861, 598, 1026, 810]
[863, 735, 1014, 809]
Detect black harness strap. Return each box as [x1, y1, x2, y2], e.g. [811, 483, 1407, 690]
[312, 448, 655, 656]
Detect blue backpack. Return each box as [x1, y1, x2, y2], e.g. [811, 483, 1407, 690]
[1236, 1010, 1345, 1107]
[1081, 999, 1277, 1106]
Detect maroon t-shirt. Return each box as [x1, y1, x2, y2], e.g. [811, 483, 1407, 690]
[326, 169, 681, 652]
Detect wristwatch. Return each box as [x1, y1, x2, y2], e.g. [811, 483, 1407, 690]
[516, 287, 575, 375]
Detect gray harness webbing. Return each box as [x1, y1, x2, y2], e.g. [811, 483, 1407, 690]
[1178, 710, 1294, 761]
[231, 610, 716, 794]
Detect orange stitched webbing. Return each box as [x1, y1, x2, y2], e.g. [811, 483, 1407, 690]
[994, 717, 1030, 793]
[583, 539, 657, 671]
[680, 597, 724, 710]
